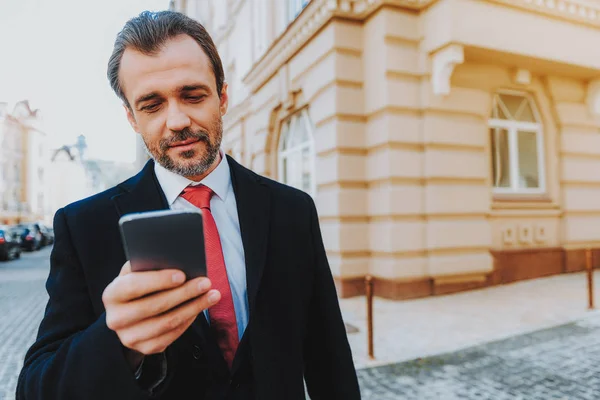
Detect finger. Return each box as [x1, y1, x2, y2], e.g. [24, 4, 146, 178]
[112, 277, 212, 329]
[102, 263, 133, 306]
[105, 269, 187, 304]
[119, 289, 221, 347]
[131, 315, 197, 355]
[119, 261, 132, 277]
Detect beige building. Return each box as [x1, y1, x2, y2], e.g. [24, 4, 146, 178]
[0, 100, 50, 225]
[172, 0, 600, 300]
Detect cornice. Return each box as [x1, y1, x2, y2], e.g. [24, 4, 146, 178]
[488, 0, 600, 27]
[243, 0, 437, 93]
[243, 0, 600, 94]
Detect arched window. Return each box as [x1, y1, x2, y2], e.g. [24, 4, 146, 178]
[278, 109, 316, 196]
[489, 91, 545, 194]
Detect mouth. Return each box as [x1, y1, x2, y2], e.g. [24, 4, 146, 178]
[169, 138, 202, 152]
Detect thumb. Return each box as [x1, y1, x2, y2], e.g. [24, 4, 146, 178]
[119, 261, 132, 277]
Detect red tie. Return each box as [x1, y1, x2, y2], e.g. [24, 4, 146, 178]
[181, 185, 239, 368]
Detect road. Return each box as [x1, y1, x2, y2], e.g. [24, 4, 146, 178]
[2, 247, 600, 399]
[0, 247, 50, 400]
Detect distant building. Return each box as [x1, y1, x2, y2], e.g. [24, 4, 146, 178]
[173, 0, 600, 300]
[0, 100, 50, 225]
[47, 135, 136, 218]
[48, 145, 89, 220]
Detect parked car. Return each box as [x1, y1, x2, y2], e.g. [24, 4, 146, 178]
[14, 224, 43, 251]
[43, 225, 54, 246]
[34, 223, 54, 246]
[0, 226, 22, 261]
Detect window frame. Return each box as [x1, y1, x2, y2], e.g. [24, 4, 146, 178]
[489, 90, 546, 195]
[277, 108, 316, 197]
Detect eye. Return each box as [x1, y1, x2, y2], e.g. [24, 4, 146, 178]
[187, 95, 206, 103]
[141, 103, 161, 113]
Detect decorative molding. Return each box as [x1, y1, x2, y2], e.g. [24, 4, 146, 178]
[586, 79, 600, 116]
[211, 0, 600, 101]
[517, 224, 533, 244]
[512, 68, 532, 85]
[431, 44, 464, 96]
[243, 0, 337, 93]
[502, 227, 515, 245]
[243, 0, 437, 93]
[334, 0, 436, 16]
[534, 224, 548, 243]
[488, 0, 600, 27]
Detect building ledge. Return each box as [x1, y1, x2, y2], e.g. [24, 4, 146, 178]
[243, 0, 600, 96]
[488, 0, 600, 28]
[242, 0, 436, 93]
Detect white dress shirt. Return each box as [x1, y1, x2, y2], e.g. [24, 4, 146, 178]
[154, 154, 248, 340]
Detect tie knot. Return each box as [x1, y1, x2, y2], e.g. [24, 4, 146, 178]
[181, 185, 214, 209]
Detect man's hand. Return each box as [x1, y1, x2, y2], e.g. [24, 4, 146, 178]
[102, 262, 220, 368]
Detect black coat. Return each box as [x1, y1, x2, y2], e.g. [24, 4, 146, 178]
[17, 157, 361, 400]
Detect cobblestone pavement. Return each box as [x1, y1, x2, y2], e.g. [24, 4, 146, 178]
[2, 248, 600, 399]
[357, 314, 600, 399]
[0, 248, 50, 400]
[341, 270, 600, 370]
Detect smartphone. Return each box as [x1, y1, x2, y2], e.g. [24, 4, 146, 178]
[118, 209, 207, 279]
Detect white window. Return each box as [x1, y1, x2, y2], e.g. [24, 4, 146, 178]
[252, 0, 267, 60]
[489, 91, 545, 194]
[287, 0, 310, 23]
[278, 109, 316, 196]
[213, 0, 228, 32]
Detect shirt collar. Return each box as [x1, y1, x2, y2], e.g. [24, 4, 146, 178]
[154, 151, 231, 206]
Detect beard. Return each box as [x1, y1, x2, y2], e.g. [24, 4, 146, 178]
[142, 119, 222, 177]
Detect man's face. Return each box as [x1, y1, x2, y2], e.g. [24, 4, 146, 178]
[119, 34, 227, 178]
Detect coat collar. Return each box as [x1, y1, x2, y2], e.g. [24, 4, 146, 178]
[154, 151, 232, 206]
[111, 159, 169, 216]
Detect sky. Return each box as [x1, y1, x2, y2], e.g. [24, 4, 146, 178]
[0, 0, 171, 163]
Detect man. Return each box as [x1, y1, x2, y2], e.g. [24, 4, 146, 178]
[16, 10, 360, 400]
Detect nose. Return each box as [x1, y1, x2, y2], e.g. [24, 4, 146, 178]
[166, 102, 191, 132]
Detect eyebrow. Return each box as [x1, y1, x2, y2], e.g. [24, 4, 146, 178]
[179, 84, 211, 93]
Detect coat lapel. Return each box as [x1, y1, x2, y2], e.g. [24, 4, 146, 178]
[111, 159, 169, 217]
[227, 156, 271, 318]
[227, 155, 271, 375]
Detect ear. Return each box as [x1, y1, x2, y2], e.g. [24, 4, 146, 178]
[124, 104, 140, 133]
[219, 82, 229, 116]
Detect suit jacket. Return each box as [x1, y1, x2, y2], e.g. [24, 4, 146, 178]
[16, 156, 361, 400]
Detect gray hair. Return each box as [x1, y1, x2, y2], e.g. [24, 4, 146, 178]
[107, 10, 224, 109]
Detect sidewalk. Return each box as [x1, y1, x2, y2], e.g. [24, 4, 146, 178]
[340, 270, 600, 370]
